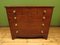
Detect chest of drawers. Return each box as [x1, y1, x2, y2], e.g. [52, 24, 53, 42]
[5, 6, 54, 39]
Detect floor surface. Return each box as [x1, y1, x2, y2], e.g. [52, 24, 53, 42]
[0, 27, 60, 45]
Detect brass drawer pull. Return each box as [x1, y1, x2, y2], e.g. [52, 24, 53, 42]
[42, 23, 45, 26]
[14, 17, 16, 19]
[16, 30, 18, 33]
[43, 16, 46, 19]
[15, 24, 17, 26]
[43, 10, 47, 13]
[41, 30, 44, 33]
[13, 10, 16, 13]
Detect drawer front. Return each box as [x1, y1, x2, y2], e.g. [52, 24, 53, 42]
[15, 8, 43, 37]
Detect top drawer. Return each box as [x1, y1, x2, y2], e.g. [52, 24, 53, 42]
[6, 7, 53, 15]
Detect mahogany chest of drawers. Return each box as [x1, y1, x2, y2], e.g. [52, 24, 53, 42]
[5, 6, 54, 39]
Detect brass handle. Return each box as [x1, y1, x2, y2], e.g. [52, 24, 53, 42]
[43, 10, 47, 13]
[15, 24, 17, 26]
[42, 23, 45, 26]
[41, 30, 44, 33]
[13, 10, 16, 13]
[43, 16, 46, 19]
[16, 30, 18, 33]
[14, 17, 16, 19]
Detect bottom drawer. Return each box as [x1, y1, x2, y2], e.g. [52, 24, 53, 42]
[12, 29, 48, 39]
[14, 34, 48, 39]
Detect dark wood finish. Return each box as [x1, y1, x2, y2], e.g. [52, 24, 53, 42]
[5, 6, 54, 39]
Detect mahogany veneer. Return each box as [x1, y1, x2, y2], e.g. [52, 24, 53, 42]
[5, 6, 54, 39]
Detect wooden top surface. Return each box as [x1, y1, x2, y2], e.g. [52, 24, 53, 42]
[5, 6, 54, 8]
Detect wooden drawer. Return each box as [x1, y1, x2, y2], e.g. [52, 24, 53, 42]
[5, 6, 54, 39]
